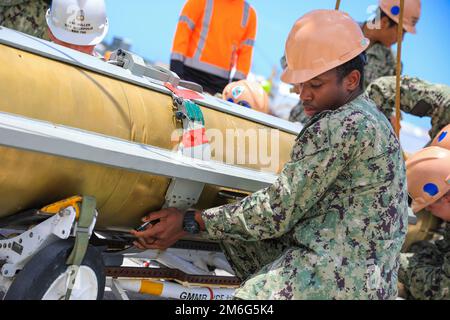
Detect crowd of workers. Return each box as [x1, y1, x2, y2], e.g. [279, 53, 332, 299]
[0, 0, 448, 300]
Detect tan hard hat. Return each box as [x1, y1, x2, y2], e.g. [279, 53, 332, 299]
[430, 124, 450, 150]
[223, 80, 269, 114]
[379, 0, 421, 34]
[281, 10, 370, 84]
[406, 147, 450, 213]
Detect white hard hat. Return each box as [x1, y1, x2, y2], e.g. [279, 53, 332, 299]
[46, 0, 109, 46]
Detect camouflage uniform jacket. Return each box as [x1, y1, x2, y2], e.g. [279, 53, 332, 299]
[288, 101, 309, 124]
[366, 76, 450, 139]
[399, 223, 450, 300]
[202, 94, 408, 299]
[0, 0, 51, 40]
[364, 42, 397, 89]
[289, 42, 397, 124]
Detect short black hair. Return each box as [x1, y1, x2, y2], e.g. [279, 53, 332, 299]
[335, 53, 367, 90]
[380, 9, 398, 28]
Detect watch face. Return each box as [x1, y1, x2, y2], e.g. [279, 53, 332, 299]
[183, 211, 200, 234]
[185, 221, 199, 234]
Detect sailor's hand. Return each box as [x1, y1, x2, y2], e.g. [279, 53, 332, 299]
[130, 207, 188, 250]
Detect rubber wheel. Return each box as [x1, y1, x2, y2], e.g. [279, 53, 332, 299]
[4, 240, 105, 300]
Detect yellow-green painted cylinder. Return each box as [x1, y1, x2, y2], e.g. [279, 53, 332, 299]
[0, 44, 297, 229]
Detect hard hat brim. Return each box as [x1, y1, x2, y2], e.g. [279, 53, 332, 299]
[411, 199, 428, 214]
[403, 24, 417, 34]
[411, 186, 450, 213]
[379, 5, 418, 35]
[391, 15, 417, 34]
[410, 172, 450, 214]
[280, 40, 369, 84]
[46, 9, 109, 46]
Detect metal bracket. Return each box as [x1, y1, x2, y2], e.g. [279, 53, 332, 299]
[0, 207, 76, 278]
[164, 96, 209, 211]
[108, 49, 203, 93]
[164, 179, 205, 211]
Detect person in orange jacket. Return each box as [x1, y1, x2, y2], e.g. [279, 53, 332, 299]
[170, 0, 257, 95]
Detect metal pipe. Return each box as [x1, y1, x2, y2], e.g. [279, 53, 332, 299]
[394, 0, 406, 138]
[335, 0, 341, 10]
[117, 279, 235, 300]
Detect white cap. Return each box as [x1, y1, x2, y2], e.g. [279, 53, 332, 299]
[46, 0, 109, 46]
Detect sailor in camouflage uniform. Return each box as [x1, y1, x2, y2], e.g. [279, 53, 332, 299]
[399, 131, 450, 300]
[289, 42, 398, 124]
[364, 43, 397, 89]
[360, 0, 420, 88]
[399, 224, 450, 300]
[0, 0, 51, 40]
[289, 0, 421, 124]
[366, 76, 450, 140]
[132, 10, 408, 300]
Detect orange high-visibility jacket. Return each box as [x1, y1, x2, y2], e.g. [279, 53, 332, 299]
[171, 0, 257, 80]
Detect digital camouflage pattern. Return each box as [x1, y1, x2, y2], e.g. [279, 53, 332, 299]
[366, 76, 450, 139]
[289, 42, 398, 124]
[288, 101, 308, 124]
[399, 223, 450, 300]
[0, 0, 50, 40]
[364, 42, 397, 89]
[202, 94, 408, 299]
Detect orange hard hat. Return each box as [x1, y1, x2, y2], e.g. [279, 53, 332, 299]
[281, 10, 369, 84]
[430, 124, 450, 151]
[379, 0, 421, 34]
[406, 147, 450, 213]
[223, 80, 269, 114]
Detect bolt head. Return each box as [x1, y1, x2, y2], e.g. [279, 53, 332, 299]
[175, 111, 186, 120]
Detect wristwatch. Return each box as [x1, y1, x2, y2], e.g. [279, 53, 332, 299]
[182, 209, 200, 235]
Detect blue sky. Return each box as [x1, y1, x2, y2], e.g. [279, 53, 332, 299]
[103, 0, 450, 128]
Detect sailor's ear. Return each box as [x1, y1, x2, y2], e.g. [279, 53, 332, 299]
[444, 190, 450, 203]
[380, 16, 393, 29]
[343, 70, 361, 92]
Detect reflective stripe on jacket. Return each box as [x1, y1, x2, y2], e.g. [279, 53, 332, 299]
[171, 0, 257, 80]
